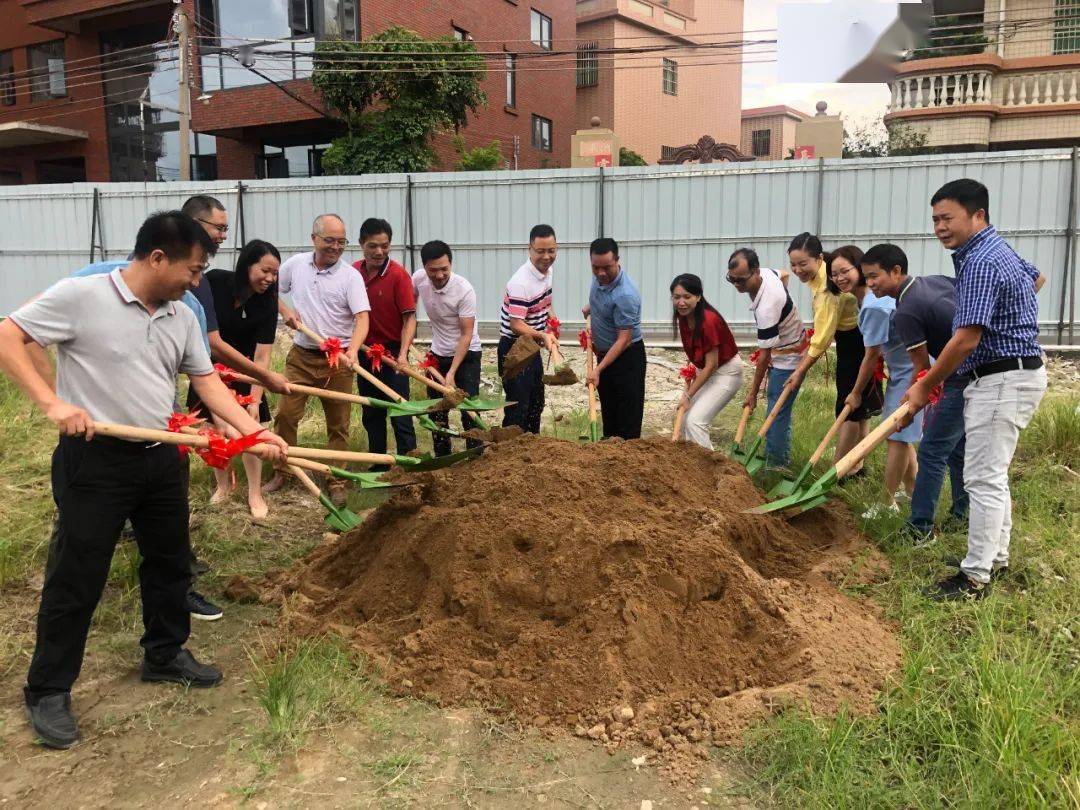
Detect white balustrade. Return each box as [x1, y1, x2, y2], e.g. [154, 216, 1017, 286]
[1002, 70, 1080, 107]
[889, 71, 994, 111]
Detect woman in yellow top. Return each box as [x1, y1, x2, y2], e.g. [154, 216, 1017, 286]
[784, 233, 876, 470]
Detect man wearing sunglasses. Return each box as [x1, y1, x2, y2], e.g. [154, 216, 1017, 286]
[265, 214, 370, 504]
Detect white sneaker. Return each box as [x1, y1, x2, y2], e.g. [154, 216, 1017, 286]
[861, 502, 900, 520]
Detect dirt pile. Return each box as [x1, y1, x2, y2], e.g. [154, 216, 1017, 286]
[236, 435, 899, 775]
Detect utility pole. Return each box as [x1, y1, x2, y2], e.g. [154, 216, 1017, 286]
[174, 5, 192, 181]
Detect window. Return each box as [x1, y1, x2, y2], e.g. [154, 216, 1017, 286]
[576, 42, 598, 88]
[27, 41, 66, 101]
[1054, 0, 1080, 54]
[751, 129, 772, 157]
[289, 0, 314, 35]
[506, 53, 517, 107]
[0, 51, 14, 106]
[453, 26, 470, 41]
[531, 9, 552, 49]
[531, 114, 552, 151]
[258, 143, 332, 178]
[320, 0, 358, 40]
[662, 58, 678, 95]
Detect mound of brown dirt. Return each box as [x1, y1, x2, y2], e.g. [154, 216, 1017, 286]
[238, 435, 899, 778]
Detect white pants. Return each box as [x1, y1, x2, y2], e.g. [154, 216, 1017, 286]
[681, 356, 745, 450]
[961, 366, 1047, 583]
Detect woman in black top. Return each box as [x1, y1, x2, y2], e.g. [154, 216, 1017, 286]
[198, 239, 281, 519]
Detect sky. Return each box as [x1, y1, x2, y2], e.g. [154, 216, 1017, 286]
[741, 0, 894, 130]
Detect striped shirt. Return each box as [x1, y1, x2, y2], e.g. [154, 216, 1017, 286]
[950, 226, 1042, 375]
[499, 260, 553, 338]
[749, 267, 805, 370]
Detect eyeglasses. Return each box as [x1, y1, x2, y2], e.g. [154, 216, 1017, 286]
[726, 274, 750, 285]
[316, 235, 349, 248]
[196, 218, 228, 235]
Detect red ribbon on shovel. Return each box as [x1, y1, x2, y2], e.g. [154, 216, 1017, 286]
[546, 316, 561, 340]
[679, 363, 699, 384]
[194, 428, 267, 469]
[320, 337, 343, 368]
[365, 343, 387, 372]
[578, 329, 590, 351]
[915, 369, 944, 406]
[873, 356, 887, 382]
[213, 363, 238, 384]
[417, 352, 440, 370]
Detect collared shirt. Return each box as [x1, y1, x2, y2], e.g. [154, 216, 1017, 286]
[412, 269, 482, 356]
[679, 307, 737, 369]
[859, 291, 913, 381]
[74, 260, 210, 354]
[588, 269, 643, 350]
[11, 269, 213, 429]
[892, 274, 967, 384]
[950, 225, 1042, 375]
[279, 251, 370, 350]
[499, 259, 553, 338]
[805, 259, 859, 358]
[353, 257, 415, 347]
[749, 268, 804, 370]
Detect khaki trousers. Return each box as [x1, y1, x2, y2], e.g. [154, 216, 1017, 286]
[273, 345, 355, 456]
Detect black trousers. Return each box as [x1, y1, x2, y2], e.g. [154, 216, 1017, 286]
[497, 335, 545, 434]
[426, 350, 484, 456]
[25, 436, 193, 703]
[597, 340, 647, 440]
[357, 342, 417, 456]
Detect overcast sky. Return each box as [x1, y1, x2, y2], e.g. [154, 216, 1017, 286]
[742, 0, 893, 128]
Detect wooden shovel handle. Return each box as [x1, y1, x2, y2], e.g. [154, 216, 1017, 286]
[409, 346, 448, 386]
[550, 340, 567, 368]
[363, 344, 454, 396]
[756, 381, 796, 438]
[835, 404, 912, 479]
[585, 316, 598, 425]
[809, 404, 853, 466]
[672, 379, 690, 442]
[229, 371, 370, 406]
[733, 405, 752, 444]
[287, 464, 324, 498]
[293, 323, 402, 403]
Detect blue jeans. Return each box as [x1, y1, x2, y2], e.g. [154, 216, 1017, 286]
[908, 377, 969, 532]
[766, 367, 800, 467]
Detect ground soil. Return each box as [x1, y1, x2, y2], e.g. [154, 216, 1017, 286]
[235, 435, 900, 782]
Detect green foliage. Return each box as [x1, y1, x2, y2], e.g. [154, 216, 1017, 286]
[452, 136, 503, 171]
[844, 122, 931, 158]
[312, 27, 487, 175]
[618, 147, 647, 167]
[908, 15, 990, 61]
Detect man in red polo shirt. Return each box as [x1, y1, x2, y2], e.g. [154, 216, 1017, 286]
[353, 218, 417, 460]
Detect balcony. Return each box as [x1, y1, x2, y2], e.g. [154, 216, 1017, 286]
[19, 0, 167, 31]
[889, 70, 994, 112]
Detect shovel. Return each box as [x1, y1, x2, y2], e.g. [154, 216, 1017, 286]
[404, 444, 488, 472]
[735, 383, 796, 475]
[729, 405, 752, 456]
[409, 347, 490, 431]
[582, 317, 601, 442]
[287, 464, 363, 531]
[542, 341, 579, 386]
[748, 403, 912, 515]
[226, 370, 440, 419]
[671, 376, 693, 442]
[768, 404, 853, 498]
[287, 456, 403, 490]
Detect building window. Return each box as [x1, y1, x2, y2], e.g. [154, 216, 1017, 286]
[662, 58, 678, 95]
[289, 0, 314, 35]
[0, 51, 14, 106]
[506, 54, 517, 107]
[453, 26, 470, 41]
[751, 129, 772, 157]
[258, 143, 332, 178]
[576, 42, 598, 88]
[531, 9, 552, 50]
[532, 114, 552, 151]
[27, 41, 66, 101]
[1054, 0, 1080, 54]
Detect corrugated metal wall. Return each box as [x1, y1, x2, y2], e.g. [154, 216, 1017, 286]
[2, 148, 1077, 342]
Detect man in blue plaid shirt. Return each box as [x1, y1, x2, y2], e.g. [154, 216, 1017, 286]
[903, 179, 1047, 601]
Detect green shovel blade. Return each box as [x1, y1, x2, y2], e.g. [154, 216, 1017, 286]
[404, 445, 486, 471]
[318, 493, 363, 531]
[589, 420, 601, 443]
[768, 460, 814, 498]
[732, 434, 763, 468]
[417, 414, 464, 438]
[458, 396, 508, 412]
[746, 468, 838, 515]
[364, 396, 444, 418]
[326, 466, 403, 490]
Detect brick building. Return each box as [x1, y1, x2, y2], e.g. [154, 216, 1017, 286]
[0, 0, 575, 183]
[739, 105, 809, 162]
[574, 0, 743, 165]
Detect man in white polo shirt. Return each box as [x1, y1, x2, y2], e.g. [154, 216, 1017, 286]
[413, 240, 484, 456]
[265, 214, 370, 504]
[0, 212, 288, 750]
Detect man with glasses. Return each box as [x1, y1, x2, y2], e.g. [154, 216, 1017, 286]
[726, 248, 807, 468]
[264, 214, 370, 505]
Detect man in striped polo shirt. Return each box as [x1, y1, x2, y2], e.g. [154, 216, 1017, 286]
[497, 224, 561, 433]
[904, 179, 1047, 601]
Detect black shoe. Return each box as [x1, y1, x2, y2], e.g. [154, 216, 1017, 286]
[186, 590, 223, 621]
[142, 649, 223, 688]
[926, 571, 989, 601]
[26, 693, 79, 749]
[900, 523, 938, 548]
[190, 556, 211, 576]
[945, 558, 1008, 580]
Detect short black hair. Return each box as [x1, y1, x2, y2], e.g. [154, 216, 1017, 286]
[181, 194, 226, 220]
[132, 211, 215, 262]
[590, 237, 619, 257]
[728, 247, 760, 271]
[931, 178, 991, 223]
[359, 217, 393, 243]
[420, 239, 453, 265]
[861, 243, 908, 275]
[788, 232, 823, 258]
[529, 224, 556, 243]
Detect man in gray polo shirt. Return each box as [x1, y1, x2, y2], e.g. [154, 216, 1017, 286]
[0, 212, 288, 751]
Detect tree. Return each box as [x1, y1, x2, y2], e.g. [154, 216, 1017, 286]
[619, 147, 647, 167]
[452, 136, 503, 171]
[312, 27, 487, 175]
[843, 122, 931, 158]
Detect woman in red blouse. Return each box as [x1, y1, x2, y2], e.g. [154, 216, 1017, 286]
[671, 273, 745, 449]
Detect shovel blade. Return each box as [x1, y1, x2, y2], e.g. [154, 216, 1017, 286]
[746, 469, 838, 515]
[458, 397, 509, 412]
[768, 462, 813, 498]
[733, 435, 764, 468]
[405, 445, 486, 471]
[319, 494, 363, 531]
[417, 414, 464, 438]
[326, 466, 404, 490]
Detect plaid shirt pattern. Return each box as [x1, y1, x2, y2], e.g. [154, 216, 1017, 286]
[951, 226, 1042, 375]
